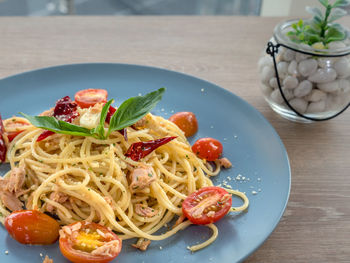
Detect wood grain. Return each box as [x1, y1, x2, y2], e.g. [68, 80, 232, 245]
[0, 16, 349, 262]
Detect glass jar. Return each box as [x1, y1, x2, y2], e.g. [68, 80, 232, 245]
[258, 19, 350, 123]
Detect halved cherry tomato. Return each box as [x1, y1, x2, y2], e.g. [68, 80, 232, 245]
[192, 137, 223, 161]
[59, 221, 122, 263]
[4, 210, 60, 244]
[4, 119, 30, 142]
[182, 186, 232, 225]
[75, 89, 108, 109]
[169, 112, 198, 137]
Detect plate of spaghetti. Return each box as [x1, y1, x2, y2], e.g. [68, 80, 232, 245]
[0, 63, 290, 263]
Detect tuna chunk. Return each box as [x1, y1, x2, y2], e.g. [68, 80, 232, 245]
[6, 166, 26, 193]
[42, 255, 53, 263]
[46, 191, 69, 213]
[132, 239, 151, 251]
[0, 165, 26, 211]
[132, 117, 147, 130]
[129, 165, 156, 192]
[91, 240, 120, 257]
[217, 158, 232, 169]
[0, 190, 23, 211]
[134, 204, 158, 217]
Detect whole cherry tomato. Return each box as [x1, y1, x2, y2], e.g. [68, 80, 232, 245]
[182, 186, 232, 225]
[4, 210, 60, 245]
[192, 137, 223, 161]
[169, 112, 198, 137]
[59, 221, 122, 263]
[75, 89, 108, 108]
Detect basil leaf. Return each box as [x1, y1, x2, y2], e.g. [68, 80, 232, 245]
[107, 88, 165, 137]
[91, 99, 114, 140]
[20, 113, 95, 138]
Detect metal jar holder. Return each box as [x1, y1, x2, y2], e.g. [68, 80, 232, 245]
[266, 41, 350, 121]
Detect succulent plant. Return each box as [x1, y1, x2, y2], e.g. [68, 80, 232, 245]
[287, 0, 350, 47]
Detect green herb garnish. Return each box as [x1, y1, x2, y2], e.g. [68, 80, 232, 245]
[20, 88, 165, 140]
[106, 88, 165, 137]
[287, 0, 350, 46]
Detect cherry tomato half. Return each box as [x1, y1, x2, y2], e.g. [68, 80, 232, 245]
[169, 112, 198, 137]
[59, 221, 122, 263]
[4, 119, 30, 142]
[182, 186, 232, 225]
[192, 137, 223, 161]
[75, 89, 108, 109]
[4, 210, 60, 245]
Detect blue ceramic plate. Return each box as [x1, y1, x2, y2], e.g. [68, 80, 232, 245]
[0, 63, 290, 263]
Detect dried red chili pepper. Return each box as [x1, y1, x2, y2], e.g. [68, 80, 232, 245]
[37, 96, 79, 142]
[105, 105, 116, 124]
[125, 136, 176, 161]
[0, 114, 7, 162]
[37, 130, 55, 142]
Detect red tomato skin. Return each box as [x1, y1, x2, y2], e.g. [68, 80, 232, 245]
[4, 120, 30, 142]
[7, 131, 24, 142]
[59, 221, 122, 263]
[169, 112, 198, 137]
[4, 210, 60, 245]
[182, 187, 232, 225]
[192, 138, 223, 161]
[75, 89, 108, 108]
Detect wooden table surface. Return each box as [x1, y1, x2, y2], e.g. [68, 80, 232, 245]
[0, 16, 349, 262]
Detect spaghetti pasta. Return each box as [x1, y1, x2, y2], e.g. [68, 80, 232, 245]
[0, 91, 249, 254]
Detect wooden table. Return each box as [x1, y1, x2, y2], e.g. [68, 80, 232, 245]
[0, 16, 349, 262]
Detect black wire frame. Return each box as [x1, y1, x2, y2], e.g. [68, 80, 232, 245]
[266, 41, 350, 121]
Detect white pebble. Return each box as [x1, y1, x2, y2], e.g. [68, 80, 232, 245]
[281, 87, 294, 100]
[305, 89, 327, 102]
[328, 41, 346, 50]
[334, 57, 350, 78]
[288, 60, 298, 76]
[294, 80, 312, 97]
[283, 76, 299, 89]
[298, 59, 317, 77]
[269, 77, 279, 89]
[277, 61, 288, 77]
[308, 68, 337, 83]
[258, 56, 273, 72]
[261, 66, 275, 84]
[307, 100, 326, 113]
[295, 52, 310, 62]
[317, 58, 333, 69]
[317, 80, 339, 92]
[338, 79, 350, 93]
[270, 89, 284, 104]
[288, 98, 308, 113]
[252, 190, 257, 195]
[304, 89, 327, 102]
[282, 49, 295, 61]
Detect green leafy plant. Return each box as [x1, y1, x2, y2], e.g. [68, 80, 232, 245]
[287, 0, 350, 47]
[20, 88, 165, 140]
